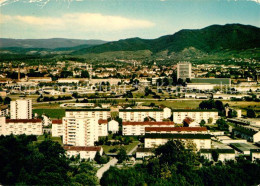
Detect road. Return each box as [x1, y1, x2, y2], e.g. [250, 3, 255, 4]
[96, 158, 118, 180]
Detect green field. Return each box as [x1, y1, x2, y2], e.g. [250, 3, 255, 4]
[36, 135, 62, 145]
[102, 141, 139, 154]
[33, 109, 65, 119]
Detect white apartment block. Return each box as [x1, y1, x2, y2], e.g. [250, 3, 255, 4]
[177, 62, 192, 80]
[98, 119, 108, 136]
[0, 118, 42, 136]
[144, 133, 211, 150]
[108, 120, 119, 134]
[10, 99, 32, 119]
[122, 121, 175, 136]
[172, 109, 219, 124]
[200, 149, 236, 161]
[52, 119, 63, 137]
[119, 107, 171, 122]
[63, 117, 99, 146]
[0, 105, 9, 117]
[65, 108, 110, 120]
[64, 146, 103, 160]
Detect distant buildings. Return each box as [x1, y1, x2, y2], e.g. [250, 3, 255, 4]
[177, 62, 192, 80]
[10, 99, 32, 119]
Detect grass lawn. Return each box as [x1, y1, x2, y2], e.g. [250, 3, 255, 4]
[142, 100, 201, 109]
[102, 141, 139, 154]
[33, 109, 65, 119]
[36, 135, 62, 145]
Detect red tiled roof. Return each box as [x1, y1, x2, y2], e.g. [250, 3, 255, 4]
[98, 119, 108, 124]
[123, 121, 174, 126]
[64, 146, 101, 151]
[183, 117, 194, 125]
[145, 127, 207, 132]
[6, 119, 42, 123]
[52, 119, 62, 124]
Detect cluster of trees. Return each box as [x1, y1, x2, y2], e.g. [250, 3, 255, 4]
[101, 140, 260, 185]
[37, 95, 72, 102]
[94, 151, 110, 164]
[0, 135, 99, 185]
[0, 96, 11, 105]
[95, 135, 133, 146]
[199, 99, 226, 116]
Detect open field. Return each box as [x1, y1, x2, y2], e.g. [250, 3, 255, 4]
[102, 141, 139, 154]
[36, 135, 62, 145]
[33, 109, 65, 119]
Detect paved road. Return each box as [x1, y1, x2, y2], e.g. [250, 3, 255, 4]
[96, 158, 118, 180]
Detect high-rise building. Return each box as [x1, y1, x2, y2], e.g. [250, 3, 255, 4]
[10, 99, 32, 119]
[177, 62, 192, 80]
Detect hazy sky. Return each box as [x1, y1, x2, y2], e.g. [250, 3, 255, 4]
[0, 0, 259, 41]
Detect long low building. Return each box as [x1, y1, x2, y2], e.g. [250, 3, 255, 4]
[64, 146, 103, 160]
[172, 109, 219, 124]
[52, 119, 63, 137]
[145, 127, 208, 134]
[200, 149, 236, 161]
[122, 121, 174, 136]
[144, 133, 211, 150]
[0, 117, 42, 136]
[119, 107, 171, 122]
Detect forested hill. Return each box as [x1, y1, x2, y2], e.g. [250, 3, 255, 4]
[73, 24, 260, 55]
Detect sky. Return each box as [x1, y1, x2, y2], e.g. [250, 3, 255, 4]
[0, 0, 259, 41]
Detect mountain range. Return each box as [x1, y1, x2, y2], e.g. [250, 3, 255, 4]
[0, 24, 259, 59]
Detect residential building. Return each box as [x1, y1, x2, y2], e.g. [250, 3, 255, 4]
[52, 119, 63, 137]
[200, 149, 236, 161]
[108, 120, 119, 134]
[144, 133, 211, 150]
[123, 121, 175, 136]
[251, 149, 260, 161]
[172, 109, 219, 124]
[28, 77, 52, 83]
[119, 107, 171, 122]
[145, 127, 208, 134]
[0, 119, 42, 136]
[98, 119, 108, 136]
[64, 146, 103, 160]
[10, 99, 32, 119]
[63, 117, 99, 146]
[0, 105, 9, 117]
[65, 108, 110, 120]
[136, 148, 154, 159]
[177, 62, 192, 80]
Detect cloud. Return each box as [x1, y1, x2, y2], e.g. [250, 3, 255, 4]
[0, 13, 155, 31]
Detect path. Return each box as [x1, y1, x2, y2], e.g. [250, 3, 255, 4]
[96, 158, 118, 180]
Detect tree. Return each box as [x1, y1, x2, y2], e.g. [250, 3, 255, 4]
[4, 97, 11, 105]
[117, 147, 128, 163]
[94, 151, 102, 164]
[247, 109, 256, 118]
[216, 118, 229, 131]
[228, 110, 237, 118]
[208, 117, 213, 124]
[81, 70, 89, 78]
[200, 119, 206, 127]
[211, 150, 219, 162]
[0, 96, 3, 103]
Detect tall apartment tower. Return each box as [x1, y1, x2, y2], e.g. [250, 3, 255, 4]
[62, 109, 109, 146]
[10, 99, 32, 119]
[177, 62, 192, 80]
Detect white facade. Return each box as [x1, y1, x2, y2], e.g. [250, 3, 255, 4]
[98, 120, 108, 136]
[144, 133, 211, 150]
[63, 117, 99, 146]
[65, 109, 110, 120]
[136, 148, 154, 159]
[200, 149, 236, 161]
[123, 121, 175, 136]
[119, 108, 171, 122]
[0, 118, 42, 136]
[10, 99, 32, 119]
[253, 132, 260, 143]
[108, 120, 119, 133]
[186, 83, 215, 90]
[64, 146, 103, 160]
[177, 62, 192, 80]
[42, 115, 52, 127]
[52, 120, 63, 137]
[172, 110, 219, 124]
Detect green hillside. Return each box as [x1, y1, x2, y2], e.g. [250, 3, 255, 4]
[73, 24, 260, 56]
